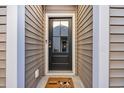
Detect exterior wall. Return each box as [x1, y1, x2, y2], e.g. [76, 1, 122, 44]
[109, 5, 124, 88]
[76, 5, 93, 87]
[0, 6, 6, 88]
[25, 5, 45, 88]
[46, 5, 76, 13]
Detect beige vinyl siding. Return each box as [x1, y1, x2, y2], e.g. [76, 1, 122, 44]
[25, 5, 45, 88]
[76, 5, 93, 88]
[0, 6, 6, 88]
[110, 5, 124, 88]
[46, 5, 76, 13]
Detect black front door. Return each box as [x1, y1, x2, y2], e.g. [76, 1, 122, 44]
[49, 17, 72, 71]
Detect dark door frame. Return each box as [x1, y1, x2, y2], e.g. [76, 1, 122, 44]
[45, 13, 75, 75]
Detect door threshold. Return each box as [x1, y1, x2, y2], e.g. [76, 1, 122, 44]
[46, 70, 75, 75]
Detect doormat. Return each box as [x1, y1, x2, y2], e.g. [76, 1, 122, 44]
[45, 77, 74, 88]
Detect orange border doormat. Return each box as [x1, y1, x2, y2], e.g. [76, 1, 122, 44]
[45, 77, 74, 88]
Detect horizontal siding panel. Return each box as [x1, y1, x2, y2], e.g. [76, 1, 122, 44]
[46, 5, 76, 12]
[0, 17, 6, 24]
[78, 66, 92, 87]
[110, 17, 124, 25]
[77, 54, 92, 64]
[25, 37, 42, 44]
[78, 67, 92, 82]
[30, 6, 42, 20]
[0, 6, 6, 88]
[77, 5, 93, 88]
[26, 43, 42, 50]
[0, 25, 6, 32]
[25, 16, 41, 32]
[78, 8, 92, 28]
[26, 65, 40, 80]
[110, 43, 124, 51]
[78, 44, 92, 50]
[26, 50, 42, 57]
[25, 30, 43, 40]
[26, 58, 43, 73]
[110, 26, 124, 34]
[78, 37, 92, 44]
[78, 63, 92, 78]
[77, 24, 92, 37]
[77, 30, 92, 41]
[0, 34, 6, 42]
[25, 10, 41, 29]
[77, 50, 92, 57]
[110, 70, 124, 77]
[25, 6, 41, 25]
[110, 9, 124, 16]
[25, 5, 45, 88]
[110, 5, 124, 8]
[0, 43, 5, 50]
[110, 52, 124, 59]
[110, 78, 124, 87]
[0, 69, 5, 77]
[0, 78, 5, 87]
[78, 16, 92, 34]
[110, 61, 124, 69]
[110, 35, 124, 42]
[0, 61, 5, 69]
[77, 6, 91, 23]
[0, 51, 5, 59]
[78, 59, 92, 71]
[0, 8, 6, 15]
[26, 54, 43, 65]
[25, 23, 43, 37]
[110, 6, 124, 88]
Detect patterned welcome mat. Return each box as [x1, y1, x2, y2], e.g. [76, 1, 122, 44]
[45, 77, 74, 88]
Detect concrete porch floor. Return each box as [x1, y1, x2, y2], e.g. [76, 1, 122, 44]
[36, 75, 84, 88]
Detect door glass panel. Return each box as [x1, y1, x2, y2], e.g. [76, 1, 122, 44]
[53, 37, 60, 53]
[61, 37, 68, 53]
[61, 21, 68, 36]
[53, 21, 60, 36]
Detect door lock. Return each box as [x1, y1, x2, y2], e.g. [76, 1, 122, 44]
[49, 40, 51, 48]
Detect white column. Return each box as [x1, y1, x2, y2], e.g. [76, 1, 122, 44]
[93, 5, 109, 88]
[6, 5, 25, 88]
[17, 5, 25, 88]
[6, 5, 18, 88]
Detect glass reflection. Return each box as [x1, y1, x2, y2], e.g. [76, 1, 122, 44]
[52, 20, 69, 53]
[53, 21, 60, 36]
[61, 21, 68, 36]
[53, 37, 60, 52]
[61, 37, 68, 53]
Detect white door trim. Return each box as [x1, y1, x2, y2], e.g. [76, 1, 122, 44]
[93, 5, 109, 88]
[45, 13, 75, 75]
